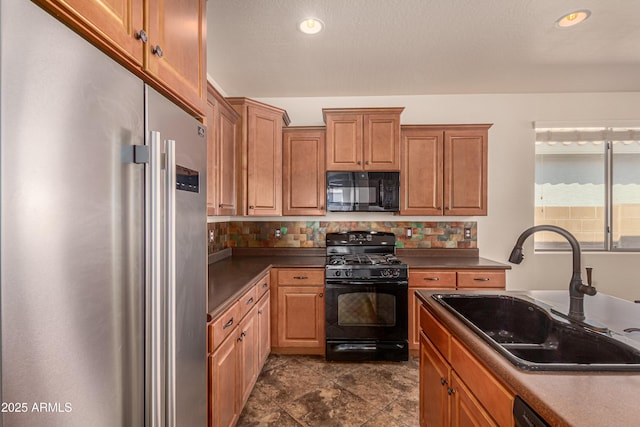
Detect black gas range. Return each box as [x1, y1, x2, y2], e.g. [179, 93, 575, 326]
[324, 231, 409, 361]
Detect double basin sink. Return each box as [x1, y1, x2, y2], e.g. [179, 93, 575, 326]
[433, 294, 640, 371]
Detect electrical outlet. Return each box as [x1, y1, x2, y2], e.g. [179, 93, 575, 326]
[464, 227, 472, 239]
[275, 228, 281, 239]
[406, 227, 412, 238]
[209, 230, 215, 243]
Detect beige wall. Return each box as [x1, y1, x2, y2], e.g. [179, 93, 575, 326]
[249, 92, 640, 302]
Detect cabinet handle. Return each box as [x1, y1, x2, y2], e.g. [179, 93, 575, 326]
[440, 378, 448, 386]
[444, 206, 450, 210]
[262, 283, 268, 288]
[223, 317, 234, 330]
[135, 30, 148, 43]
[424, 277, 440, 281]
[246, 297, 254, 305]
[249, 205, 254, 210]
[258, 309, 263, 315]
[319, 293, 323, 298]
[293, 276, 308, 280]
[365, 160, 369, 165]
[152, 45, 163, 58]
[357, 161, 362, 165]
[447, 387, 455, 395]
[473, 277, 491, 281]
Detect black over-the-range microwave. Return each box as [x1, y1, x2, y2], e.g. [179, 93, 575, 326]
[326, 171, 400, 212]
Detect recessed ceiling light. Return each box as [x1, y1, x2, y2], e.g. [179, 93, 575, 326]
[556, 10, 591, 28]
[298, 18, 324, 35]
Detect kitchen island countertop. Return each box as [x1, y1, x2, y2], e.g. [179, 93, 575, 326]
[416, 289, 640, 427]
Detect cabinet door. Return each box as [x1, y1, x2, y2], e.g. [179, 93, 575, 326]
[210, 334, 239, 427]
[217, 103, 238, 215]
[401, 128, 444, 215]
[326, 113, 363, 170]
[283, 128, 326, 215]
[443, 128, 488, 215]
[246, 106, 282, 216]
[237, 306, 259, 407]
[420, 332, 450, 427]
[146, 0, 206, 114]
[450, 372, 497, 427]
[34, 0, 144, 66]
[257, 291, 271, 367]
[277, 286, 325, 348]
[206, 97, 219, 216]
[364, 113, 401, 171]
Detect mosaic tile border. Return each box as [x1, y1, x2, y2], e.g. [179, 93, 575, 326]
[208, 221, 476, 254]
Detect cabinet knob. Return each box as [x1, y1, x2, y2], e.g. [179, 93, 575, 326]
[249, 205, 254, 210]
[135, 30, 148, 43]
[319, 293, 323, 298]
[357, 161, 362, 165]
[447, 387, 455, 395]
[152, 45, 163, 58]
[365, 161, 369, 165]
[440, 378, 448, 386]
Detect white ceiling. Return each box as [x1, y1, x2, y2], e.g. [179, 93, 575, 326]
[206, 0, 640, 98]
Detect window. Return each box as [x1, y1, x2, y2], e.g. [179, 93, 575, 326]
[534, 126, 640, 251]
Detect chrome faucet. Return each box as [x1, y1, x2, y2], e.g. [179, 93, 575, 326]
[508, 225, 597, 321]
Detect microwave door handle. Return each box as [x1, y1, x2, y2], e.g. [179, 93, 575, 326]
[378, 179, 384, 207]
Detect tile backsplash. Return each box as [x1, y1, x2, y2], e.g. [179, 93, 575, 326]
[208, 221, 476, 254]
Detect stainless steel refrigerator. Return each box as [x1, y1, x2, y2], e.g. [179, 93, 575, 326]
[0, 1, 207, 426]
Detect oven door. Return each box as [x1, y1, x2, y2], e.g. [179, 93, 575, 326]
[325, 280, 408, 341]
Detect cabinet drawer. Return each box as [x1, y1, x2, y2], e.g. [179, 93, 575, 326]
[210, 300, 241, 353]
[276, 269, 324, 286]
[456, 271, 505, 289]
[256, 273, 270, 300]
[420, 305, 450, 359]
[450, 337, 514, 427]
[239, 285, 258, 319]
[409, 270, 456, 289]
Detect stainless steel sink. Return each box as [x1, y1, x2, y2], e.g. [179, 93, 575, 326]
[433, 294, 640, 371]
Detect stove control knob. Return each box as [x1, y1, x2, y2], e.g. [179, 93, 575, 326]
[335, 270, 341, 277]
[345, 270, 353, 278]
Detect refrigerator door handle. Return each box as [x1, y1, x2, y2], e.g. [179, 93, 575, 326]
[165, 138, 177, 427]
[149, 131, 165, 427]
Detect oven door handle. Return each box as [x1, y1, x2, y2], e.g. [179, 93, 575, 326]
[326, 280, 408, 287]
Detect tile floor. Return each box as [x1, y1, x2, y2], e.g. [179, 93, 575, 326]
[237, 354, 420, 427]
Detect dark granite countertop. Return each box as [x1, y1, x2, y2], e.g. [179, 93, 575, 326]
[207, 251, 325, 320]
[416, 289, 640, 427]
[207, 248, 510, 321]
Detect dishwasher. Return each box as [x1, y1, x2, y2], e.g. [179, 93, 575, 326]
[513, 396, 550, 427]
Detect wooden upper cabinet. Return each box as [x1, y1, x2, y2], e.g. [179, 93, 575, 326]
[33, 0, 144, 65]
[283, 127, 326, 216]
[324, 108, 403, 171]
[400, 124, 491, 216]
[34, 0, 206, 117]
[228, 98, 290, 216]
[206, 84, 239, 216]
[401, 127, 443, 215]
[146, 0, 206, 115]
[444, 127, 489, 216]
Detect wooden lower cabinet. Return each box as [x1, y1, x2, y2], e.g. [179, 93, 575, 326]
[208, 274, 271, 427]
[450, 371, 496, 427]
[409, 269, 505, 351]
[257, 290, 271, 366]
[237, 305, 259, 407]
[419, 305, 514, 427]
[419, 332, 450, 427]
[271, 268, 325, 354]
[210, 331, 239, 427]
